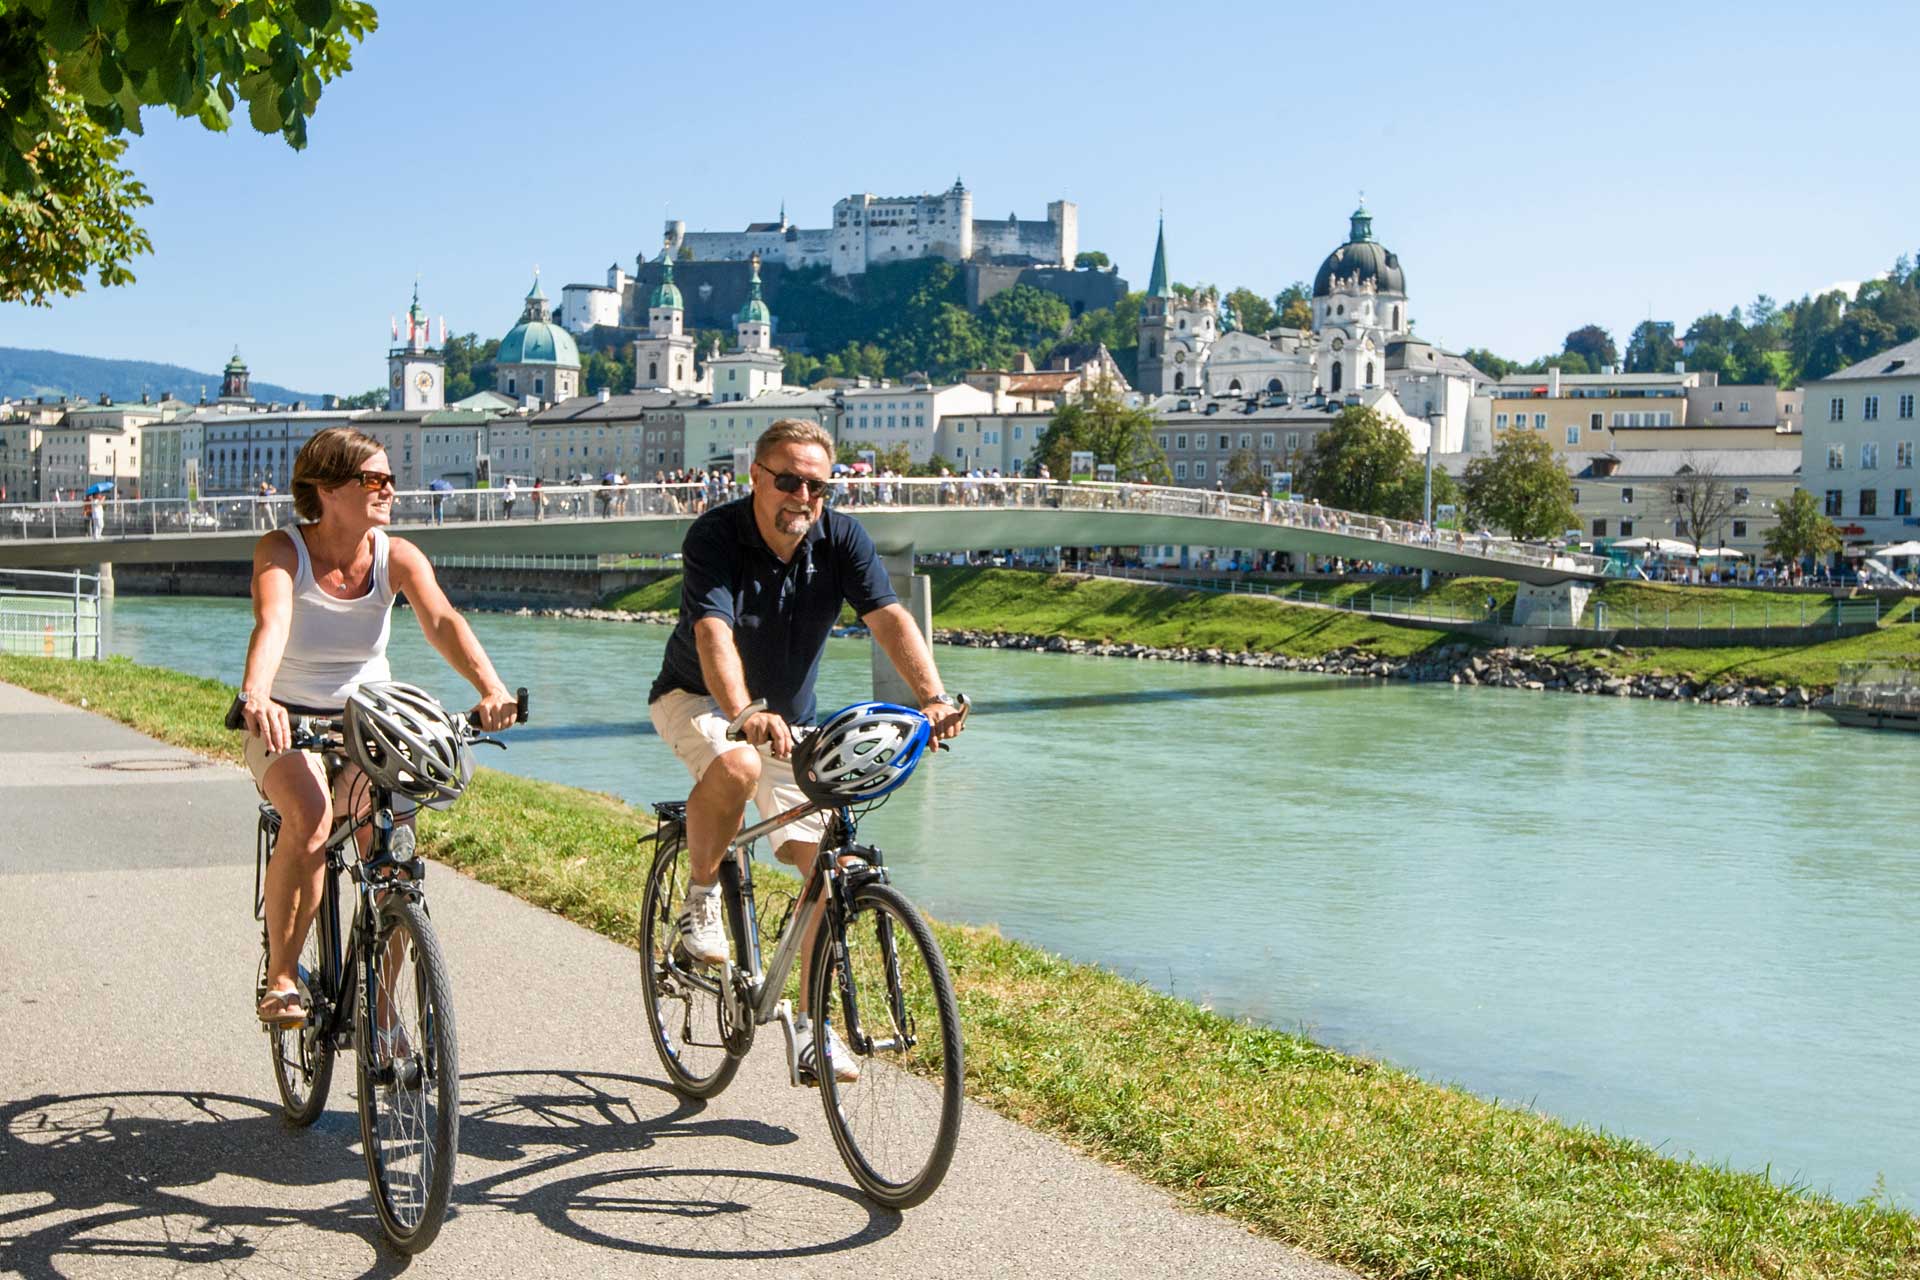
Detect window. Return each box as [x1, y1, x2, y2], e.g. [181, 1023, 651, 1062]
[1897, 489, 1914, 516]
[1865, 395, 1880, 421]
[1496, 413, 1508, 429]
[1674, 518, 1690, 537]
[1175, 434, 1188, 449]
[1620, 518, 1635, 537]
[1860, 488, 1879, 516]
[1571, 488, 1581, 504]
[1830, 396, 1846, 421]
[1533, 413, 1547, 430]
[1566, 425, 1580, 444]
[1591, 412, 1602, 431]
[1174, 461, 1188, 480]
[1286, 432, 1300, 452]
[1260, 461, 1273, 477]
[1863, 442, 1880, 469]
[1733, 487, 1750, 505]
[1195, 461, 1208, 479]
[1014, 426, 1023, 440]
[1157, 434, 1169, 449]
[1219, 434, 1230, 449]
[1260, 432, 1274, 449]
[1622, 487, 1634, 504]
[1713, 400, 1724, 412]
[1592, 518, 1607, 537]
[1238, 434, 1252, 449]
[1902, 394, 1916, 420]
[1825, 489, 1844, 516]
[1828, 443, 1846, 469]
[1732, 520, 1747, 538]
[1658, 412, 1674, 426]
[1901, 441, 1914, 468]
[1738, 401, 1751, 414]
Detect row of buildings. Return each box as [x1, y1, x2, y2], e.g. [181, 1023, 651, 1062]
[9, 191, 1918, 563]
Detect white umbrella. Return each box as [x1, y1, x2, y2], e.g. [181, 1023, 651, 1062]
[1699, 545, 1747, 559]
[1612, 536, 1656, 550]
[1873, 540, 1920, 558]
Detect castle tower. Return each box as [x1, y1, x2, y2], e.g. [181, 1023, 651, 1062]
[633, 243, 698, 392]
[387, 282, 446, 410]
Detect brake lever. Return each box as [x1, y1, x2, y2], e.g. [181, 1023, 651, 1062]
[470, 736, 507, 750]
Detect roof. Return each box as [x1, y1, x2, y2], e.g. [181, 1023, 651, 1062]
[1006, 371, 1080, 394]
[1146, 220, 1171, 298]
[452, 390, 518, 412]
[532, 391, 690, 424]
[1493, 370, 1693, 387]
[354, 409, 495, 426]
[1567, 449, 1802, 479]
[650, 257, 684, 311]
[1385, 339, 1491, 383]
[1822, 336, 1920, 382]
[1313, 239, 1404, 298]
[498, 318, 580, 367]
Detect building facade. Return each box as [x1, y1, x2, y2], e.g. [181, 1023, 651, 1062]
[1480, 367, 1799, 455]
[1566, 449, 1801, 558]
[1800, 337, 1920, 552]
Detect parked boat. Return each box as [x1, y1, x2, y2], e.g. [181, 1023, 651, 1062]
[1818, 661, 1920, 732]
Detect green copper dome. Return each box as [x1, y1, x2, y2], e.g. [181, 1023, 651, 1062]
[650, 257, 684, 311]
[498, 274, 579, 367]
[736, 255, 770, 326]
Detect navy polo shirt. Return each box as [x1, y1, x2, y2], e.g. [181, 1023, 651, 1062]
[649, 496, 899, 725]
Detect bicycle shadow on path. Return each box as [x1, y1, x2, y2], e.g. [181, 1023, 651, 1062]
[0, 1070, 896, 1277]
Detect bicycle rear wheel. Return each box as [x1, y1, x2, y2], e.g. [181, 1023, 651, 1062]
[262, 918, 335, 1126]
[638, 825, 742, 1098]
[810, 882, 963, 1209]
[355, 895, 458, 1254]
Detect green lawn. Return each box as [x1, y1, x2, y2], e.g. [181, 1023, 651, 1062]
[9, 653, 1914, 1280]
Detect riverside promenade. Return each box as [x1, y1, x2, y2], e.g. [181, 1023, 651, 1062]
[0, 680, 1355, 1280]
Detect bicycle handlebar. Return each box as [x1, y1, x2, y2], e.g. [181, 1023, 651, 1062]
[724, 693, 969, 746]
[222, 685, 530, 742]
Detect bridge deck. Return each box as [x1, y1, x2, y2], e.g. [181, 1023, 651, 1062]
[0, 479, 1610, 585]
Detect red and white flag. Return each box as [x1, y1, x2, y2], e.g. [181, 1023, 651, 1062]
[390, 315, 399, 340]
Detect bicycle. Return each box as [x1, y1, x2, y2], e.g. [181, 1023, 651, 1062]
[230, 684, 528, 1253]
[638, 697, 969, 1209]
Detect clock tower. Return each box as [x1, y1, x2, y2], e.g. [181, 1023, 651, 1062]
[388, 282, 446, 411]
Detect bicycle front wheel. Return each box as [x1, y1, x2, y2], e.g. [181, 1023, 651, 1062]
[263, 918, 334, 1126]
[638, 825, 742, 1098]
[355, 895, 458, 1254]
[810, 882, 963, 1209]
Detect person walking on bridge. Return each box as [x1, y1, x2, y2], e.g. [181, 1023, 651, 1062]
[647, 418, 966, 1083]
[236, 426, 519, 1027]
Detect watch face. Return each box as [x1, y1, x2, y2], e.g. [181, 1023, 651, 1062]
[415, 370, 434, 392]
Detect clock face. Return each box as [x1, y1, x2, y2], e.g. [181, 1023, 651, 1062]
[1174, 349, 1186, 364]
[391, 374, 402, 388]
[1331, 337, 1345, 351]
[415, 370, 434, 392]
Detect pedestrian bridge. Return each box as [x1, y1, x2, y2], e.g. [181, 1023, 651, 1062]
[0, 477, 1609, 586]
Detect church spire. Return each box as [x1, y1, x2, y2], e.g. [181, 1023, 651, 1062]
[1349, 194, 1373, 244]
[1147, 218, 1171, 299]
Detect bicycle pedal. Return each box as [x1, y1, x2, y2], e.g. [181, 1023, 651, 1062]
[774, 1000, 805, 1088]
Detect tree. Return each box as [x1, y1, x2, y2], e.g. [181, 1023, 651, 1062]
[1034, 384, 1168, 482]
[1296, 405, 1423, 519]
[440, 332, 500, 402]
[2, 1, 379, 303]
[1461, 347, 1516, 380]
[1074, 250, 1110, 270]
[1222, 448, 1264, 496]
[335, 387, 385, 409]
[1224, 287, 1275, 334]
[1623, 319, 1680, 373]
[1562, 324, 1618, 371]
[1274, 281, 1312, 330]
[1666, 455, 1738, 556]
[1461, 430, 1577, 540]
[1763, 488, 1840, 565]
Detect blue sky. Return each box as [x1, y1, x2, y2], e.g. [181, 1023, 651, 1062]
[3, 0, 1913, 395]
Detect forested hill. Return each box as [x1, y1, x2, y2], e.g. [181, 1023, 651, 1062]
[0, 346, 318, 405]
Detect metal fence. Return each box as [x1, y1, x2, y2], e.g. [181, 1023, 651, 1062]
[1079, 565, 1495, 624]
[0, 478, 1613, 578]
[1529, 596, 1881, 632]
[0, 568, 101, 659]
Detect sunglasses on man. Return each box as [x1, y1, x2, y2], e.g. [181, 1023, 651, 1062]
[753, 461, 831, 498]
[350, 470, 396, 492]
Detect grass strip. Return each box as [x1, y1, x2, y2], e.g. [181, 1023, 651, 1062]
[10, 653, 1916, 1279]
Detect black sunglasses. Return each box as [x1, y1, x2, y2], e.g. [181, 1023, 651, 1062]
[754, 461, 831, 498]
[350, 470, 396, 492]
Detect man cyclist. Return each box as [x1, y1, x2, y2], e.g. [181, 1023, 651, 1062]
[648, 418, 965, 1083]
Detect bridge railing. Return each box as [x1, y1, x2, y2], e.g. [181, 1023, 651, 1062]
[0, 567, 101, 659]
[0, 477, 1609, 576]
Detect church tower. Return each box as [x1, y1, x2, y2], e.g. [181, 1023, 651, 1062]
[219, 347, 253, 404]
[632, 241, 698, 392]
[735, 253, 772, 353]
[387, 283, 445, 411]
[1136, 220, 1176, 394]
[708, 253, 784, 403]
[1311, 199, 1407, 397]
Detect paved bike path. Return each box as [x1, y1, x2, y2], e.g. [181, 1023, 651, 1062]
[0, 680, 1357, 1280]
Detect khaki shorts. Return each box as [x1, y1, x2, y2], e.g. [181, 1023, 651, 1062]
[648, 688, 826, 852]
[243, 732, 330, 795]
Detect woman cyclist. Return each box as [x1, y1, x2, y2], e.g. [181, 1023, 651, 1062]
[239, 426, 517, 1027]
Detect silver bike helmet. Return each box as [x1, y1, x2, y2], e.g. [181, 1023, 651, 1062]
[790, 702, 931, 806]
[343, 680, 472, 810]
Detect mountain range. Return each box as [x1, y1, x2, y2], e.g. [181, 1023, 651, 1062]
[0, 346, 320, 407]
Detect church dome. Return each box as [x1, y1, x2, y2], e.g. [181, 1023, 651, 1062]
[498, 275, 580, 367]
[736, 253, 770, 325]
[1312, 204, 1405, 299]
[650, 257, 684, 311]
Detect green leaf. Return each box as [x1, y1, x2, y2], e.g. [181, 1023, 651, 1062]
[245, 86, 282, 133]
[196, 96, 230, 130]
[294, 0, 333, 29]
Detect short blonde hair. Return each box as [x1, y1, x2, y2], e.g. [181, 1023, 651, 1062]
[754, 418, 834, 464]
[291, 426, 384, 521]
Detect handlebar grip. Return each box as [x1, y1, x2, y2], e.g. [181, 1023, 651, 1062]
[516, 686, 529, 724]
[223, 696, 246, 732]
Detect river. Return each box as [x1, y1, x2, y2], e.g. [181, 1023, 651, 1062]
[99, 594, 1920, 1208]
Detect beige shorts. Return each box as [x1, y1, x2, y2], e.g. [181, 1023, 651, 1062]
[648, 688, 826, 852]
[243, 732, 330, 794]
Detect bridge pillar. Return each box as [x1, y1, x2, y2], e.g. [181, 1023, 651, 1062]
[872, 547, 931, 705]
[95, 562, 114, 599]
[1510, 580, 1591, 629]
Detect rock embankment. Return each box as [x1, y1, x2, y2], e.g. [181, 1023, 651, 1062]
[933, 629, 1830, 710]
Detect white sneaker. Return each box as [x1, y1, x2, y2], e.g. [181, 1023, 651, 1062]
[675, 889, 727, 966]
[797, 1021, 860, 1085]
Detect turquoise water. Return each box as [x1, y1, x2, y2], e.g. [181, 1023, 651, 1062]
[102, 595, 1920, 1207]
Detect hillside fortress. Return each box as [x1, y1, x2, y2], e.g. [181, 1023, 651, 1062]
[661, 179, 1076, 276]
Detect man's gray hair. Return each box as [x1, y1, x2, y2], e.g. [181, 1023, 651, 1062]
[754, 418, 835, 463]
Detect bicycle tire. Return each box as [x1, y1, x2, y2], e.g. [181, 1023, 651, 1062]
[809, 882, 963, 1209]
[263, 919, 335, 1126]
[355, 895, 458, 1254]
[638, 826, 742, 1098]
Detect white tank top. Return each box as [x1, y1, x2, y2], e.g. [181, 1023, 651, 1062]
[271, 525, 395, 710]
